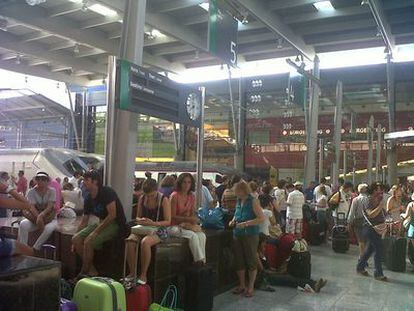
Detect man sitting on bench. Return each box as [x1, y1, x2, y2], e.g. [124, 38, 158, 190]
[72, 170, 127, 278]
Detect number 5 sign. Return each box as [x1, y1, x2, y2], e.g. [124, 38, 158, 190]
[208, 0, 239, 67]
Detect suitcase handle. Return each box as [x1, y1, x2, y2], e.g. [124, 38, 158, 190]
[42, 244, 57, 260]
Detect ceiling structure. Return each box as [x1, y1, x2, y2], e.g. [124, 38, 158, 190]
[0, 0, 414, 86]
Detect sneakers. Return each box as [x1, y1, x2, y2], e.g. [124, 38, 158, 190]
[357, 270, 370, 277]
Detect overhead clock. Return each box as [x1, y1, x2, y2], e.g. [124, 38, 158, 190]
[185, 92, 202, 121]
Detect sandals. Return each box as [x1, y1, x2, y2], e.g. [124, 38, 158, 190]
[232, 287, 245, 295]
[314, 279, 328, 293]
[244, 290, 254, 298]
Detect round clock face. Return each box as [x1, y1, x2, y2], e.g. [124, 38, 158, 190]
[186, 92, 201, 121]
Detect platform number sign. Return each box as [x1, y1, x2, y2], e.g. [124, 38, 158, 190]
[208, 0, 238, 67]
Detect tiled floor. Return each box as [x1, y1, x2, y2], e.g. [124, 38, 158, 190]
[213, 243, 414, 311]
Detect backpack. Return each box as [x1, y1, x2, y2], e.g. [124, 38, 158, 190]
[328, 191, 341, 211]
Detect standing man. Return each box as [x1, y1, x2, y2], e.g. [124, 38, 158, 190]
[273, 180, 287, 229]
[72, 170, 127, 278]
[329, 181, 353, 224]
[348, 183, 369, 261]
[286, 182, 305, 238]
[18, 171, 58, 252]
[314, 178, 332, 203]
[13, 171, 28, 196]
[304, 181, 316, 202]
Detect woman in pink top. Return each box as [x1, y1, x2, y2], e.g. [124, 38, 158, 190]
[169, 173, 206, 264]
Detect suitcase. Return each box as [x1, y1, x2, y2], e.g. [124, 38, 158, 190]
[332, 225, 349, 253]
[408, 242, 414, 265]
[287, 251, 311, 279]
[184, 265, 214, 311]
[332, 212, 349, 253]
[123, 239, 152, 311]
[73, 277, 127, 311]
[60, 298, 78, 311]
[383, 236, 407, 272]
[308, 222, 325, 245]
[277, 233, 295, 268]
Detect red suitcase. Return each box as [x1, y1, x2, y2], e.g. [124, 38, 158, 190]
[123, 239, 152, 311]
[276, 233, 295, 268]
[264, 243, 278, 269]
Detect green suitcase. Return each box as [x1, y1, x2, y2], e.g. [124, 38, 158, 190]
[73, 277, 127, 311]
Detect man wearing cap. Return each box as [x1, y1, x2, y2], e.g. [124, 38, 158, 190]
[18, 171, 58, 251]
[0, 182, 34, 257]
[286, 182, 305, 238]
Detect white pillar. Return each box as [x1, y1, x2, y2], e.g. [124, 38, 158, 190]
[367, 115, 374, 184]
[332, 81, 343, 187]
[105, 0, 146, 220]
[304, 56, 320, 186]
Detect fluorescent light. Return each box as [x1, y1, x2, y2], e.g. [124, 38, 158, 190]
[199, 2, 209, 11]
[88, 4, 118, 17]
[151, 29, 165, 38]
[313, 1, 335, 11]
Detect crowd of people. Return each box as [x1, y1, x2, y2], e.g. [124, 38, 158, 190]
[1, 167, 414, 298]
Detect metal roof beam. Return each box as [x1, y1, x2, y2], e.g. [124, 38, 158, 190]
[21, 31, 53, 42]
[0, 31, 107, 75]
[0, 3, 183, 73]
[367, 0, 396, 55]
[268, 0, 324, 10]
[149, 0, 201, 13]
[233, 0, 315, 60]
[28, 59, 49, 66]
[0, 60, 90, 85]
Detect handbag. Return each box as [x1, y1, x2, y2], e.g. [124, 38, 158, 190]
[131, 194, 163, 236]
[149, 285, 178, 311]
[362, 208, 387, 237]
[198, 207, 225, 229]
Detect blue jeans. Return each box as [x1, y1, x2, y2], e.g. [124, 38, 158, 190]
[357, 226, 384, 277]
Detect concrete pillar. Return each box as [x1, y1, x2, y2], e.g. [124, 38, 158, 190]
[235, 76, 246, 172]
[332, 81, 343, 188]
[304, 56, 320, 186]
[386, 54, 397, 185]
[105, 0, 146, 220]
[376, 124, 382, 182]
[318, 138, 324, 182]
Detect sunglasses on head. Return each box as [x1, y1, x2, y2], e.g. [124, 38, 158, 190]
[35, 177, 48, 181]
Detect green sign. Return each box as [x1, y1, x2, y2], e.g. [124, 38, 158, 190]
[287, 74, 307, 108]
[115, 59, 202, 128]
[208, 0, 238, 67]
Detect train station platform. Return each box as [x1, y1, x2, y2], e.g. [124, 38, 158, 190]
[214, 244, 414, 311]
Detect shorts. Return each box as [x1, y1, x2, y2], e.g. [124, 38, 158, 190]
[0, 237, 15, 257]
[233, 235, 259, 271]
[408, 224, 414, 239]
[286, 218, 303, 236]
[74, 223, 119, 250]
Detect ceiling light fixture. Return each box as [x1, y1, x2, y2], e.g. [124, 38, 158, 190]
[88, 3, 118, 17]
[15, 54, 21, 65]
[73, 43, 80, 54]
[295, 55, 300, 63]
[81, 0, 89, 12]
[313, 1, 335, 12]
[241, 16, 249, 24]
[0, 18, 8, 32]
[360, 0, 369, 5]
[151, 29, 164, 38]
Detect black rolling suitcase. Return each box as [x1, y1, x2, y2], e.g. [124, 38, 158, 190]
[184, 265, 214, 311]
[287, 251, 311, 279]
[309, 222, 325, 245]
[408, 242, 414, 265]
[384, 236, 407, 272]
[332, 212, 349, 253]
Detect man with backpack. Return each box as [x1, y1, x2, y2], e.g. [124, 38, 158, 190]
[329, 181, 353, 224]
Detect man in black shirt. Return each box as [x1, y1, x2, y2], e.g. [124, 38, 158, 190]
[72, 170, 126, 277]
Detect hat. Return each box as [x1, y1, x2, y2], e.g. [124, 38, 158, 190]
[294, 181, 303, 187]
[35, 171, 49, 179]
[357, 183, 368, 193]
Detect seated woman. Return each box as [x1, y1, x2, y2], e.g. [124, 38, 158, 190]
[258, 183, 281, 239]
[256, 234, 327, 293]
[124, 178, 171, 285]
[169, 173, 206, 264]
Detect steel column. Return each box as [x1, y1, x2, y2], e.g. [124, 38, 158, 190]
[105, 0, 146, 220]
[318, 138, 324, 182]
[367, 115, 374, 184]
[386, 54, 397, 185]
[196, 87, 206, 209]
[304, 55, 320, 186]
[376, 124, 382, 181]
[332, 81, 343, 188]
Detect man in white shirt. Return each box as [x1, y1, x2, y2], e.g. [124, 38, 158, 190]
[273, 180, 287, 228]
[314, 178, 332, 203]
[329, 181, 353, 223]
[286, 181, 305, 238]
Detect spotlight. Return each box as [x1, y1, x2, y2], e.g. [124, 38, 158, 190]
[360, 0, 369, 5]
[295, 55, 300, 63]
[241, 16, 249, 24]
[81, 0, 88, 12]
[73, 43, 80, 54]
[15, 54, 21, 65]
[277, 38, 283, 49]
